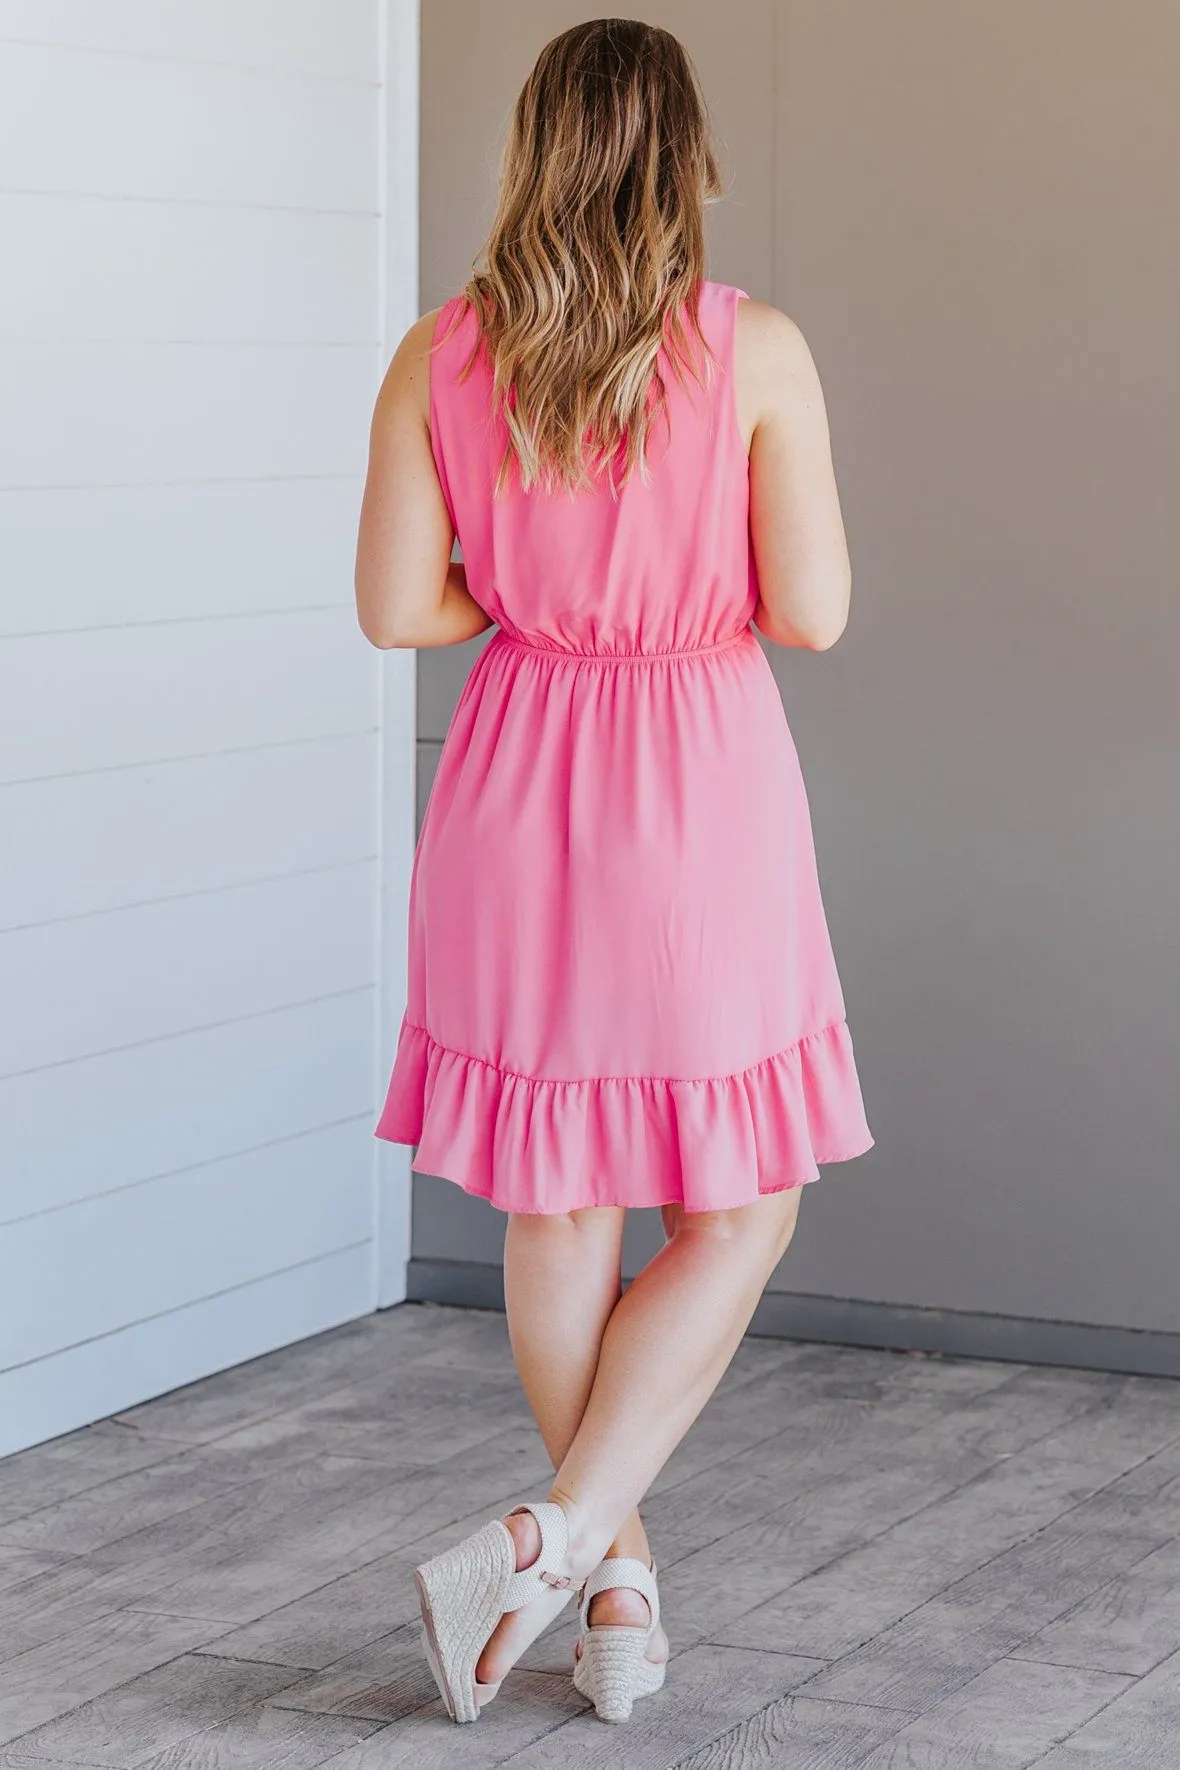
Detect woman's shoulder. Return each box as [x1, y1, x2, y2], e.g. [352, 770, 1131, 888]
[732, 293, 813, 370]
[732, 295, 828, 439]
[699, 281, 811, 375]
[379, 299, 481, 431]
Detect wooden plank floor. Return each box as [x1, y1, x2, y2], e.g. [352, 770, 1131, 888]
[2, 1304, 1179, 1768]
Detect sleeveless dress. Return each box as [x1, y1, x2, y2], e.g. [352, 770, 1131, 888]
[375, 280, 873, 1213]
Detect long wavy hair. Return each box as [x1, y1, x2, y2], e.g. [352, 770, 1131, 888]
[443, 19, 724, 500]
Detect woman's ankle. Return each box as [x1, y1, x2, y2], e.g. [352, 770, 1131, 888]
[547, 1484, 614, 1582]
[607, 1513, 653, 1568]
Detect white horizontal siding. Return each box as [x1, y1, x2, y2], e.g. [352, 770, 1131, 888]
[0, 2, 413, 1454]
[0, 196, 377, 343]
[1, 735, 376, 927]
[0, 42, 376, 209]
[2, 342, 373, 486]
[1, 1118, 375, 1371]
[1, 862, 377, 1076]
[0, 611, 376, 784]
[0, 1246, 375, 1460]
[0, 480, 361, 634]
[1, 992, 375, 1225]
[0, 0, 378, 82]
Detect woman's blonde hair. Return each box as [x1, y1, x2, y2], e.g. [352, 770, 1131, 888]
[445, 19, 724, 499]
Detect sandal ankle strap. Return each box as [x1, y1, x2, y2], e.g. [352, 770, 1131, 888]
[580, 1555, 660, 1629]
[501, 1501, 581, 1611]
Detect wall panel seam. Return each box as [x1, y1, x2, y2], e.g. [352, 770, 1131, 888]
[2, 729, 380, 790]
[0, 1112, 376, 1231]
[0, 1240, 375, 1379]
[0, 474, 363, 492]
[1, 984, 375, 1082]
[0, 37, 379, 89]
[0, 190, 380, 219]
[2, 604, 354, 639]
[0, 856, 381, 937]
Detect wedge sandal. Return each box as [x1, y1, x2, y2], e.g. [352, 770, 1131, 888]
[413, 1499, 581, 1724]
[573, 1555, 666, 1723]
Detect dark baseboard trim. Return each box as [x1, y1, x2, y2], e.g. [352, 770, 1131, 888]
[405, 1258, 1180, 1380]
[407, 1258, 508, 1314]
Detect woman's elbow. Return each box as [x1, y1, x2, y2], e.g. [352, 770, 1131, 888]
[354, 577, 415, 649]
[355, 608, 417, 650]
[801, 612, 848, 652]
[756, 605, 849, 652]
[792, 574, 852, 651]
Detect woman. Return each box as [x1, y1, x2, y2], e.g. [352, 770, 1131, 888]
[355, 18, 873, 1728]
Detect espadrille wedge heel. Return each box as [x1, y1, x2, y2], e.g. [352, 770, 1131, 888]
[413, 1500, 581, 1724]
[573, 1557, 666, 1723]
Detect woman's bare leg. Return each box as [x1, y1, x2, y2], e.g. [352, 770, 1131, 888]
[548, 1189, 803, 1575]
[477, 1206, 655, 1685]
[477, 1187, 803, 1682]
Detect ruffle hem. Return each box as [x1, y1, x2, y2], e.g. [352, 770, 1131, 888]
[375, 1018, 873, 1214]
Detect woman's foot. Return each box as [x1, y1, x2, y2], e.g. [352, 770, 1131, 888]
[572, 1557, 668, 1722]
[414, 1499, 583, 1723]
[473, 1509, 581, 1691]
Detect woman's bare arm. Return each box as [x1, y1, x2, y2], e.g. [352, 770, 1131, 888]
[739, 301, 852, 652]
[354, 310, 495, 650]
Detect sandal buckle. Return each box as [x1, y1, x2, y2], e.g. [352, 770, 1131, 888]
[540, 1570, 579, 1590]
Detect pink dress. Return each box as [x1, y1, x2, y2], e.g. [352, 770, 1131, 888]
[376, 280, 873, 1213]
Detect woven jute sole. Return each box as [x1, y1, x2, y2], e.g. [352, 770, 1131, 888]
[574, 1625, 668, 1723]
[413, 1519, 516, 1724]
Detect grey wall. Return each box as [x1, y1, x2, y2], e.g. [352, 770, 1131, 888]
[412, 2, 1180, 1340]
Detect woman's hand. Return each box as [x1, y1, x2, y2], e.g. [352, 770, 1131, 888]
[354, 310, 495, 649]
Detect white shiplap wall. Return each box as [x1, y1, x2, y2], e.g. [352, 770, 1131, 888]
[0, 1, 418, 1456]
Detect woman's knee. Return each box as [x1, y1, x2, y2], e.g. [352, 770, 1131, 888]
[505, 1207, 625, 1302]
[665, 1188, 802, 1263]
[508, 1205, 625, 1243]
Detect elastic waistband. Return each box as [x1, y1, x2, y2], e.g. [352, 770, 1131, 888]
[493, 626, 755, 665]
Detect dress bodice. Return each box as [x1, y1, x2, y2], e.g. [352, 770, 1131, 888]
[427, 280, 757, 657]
